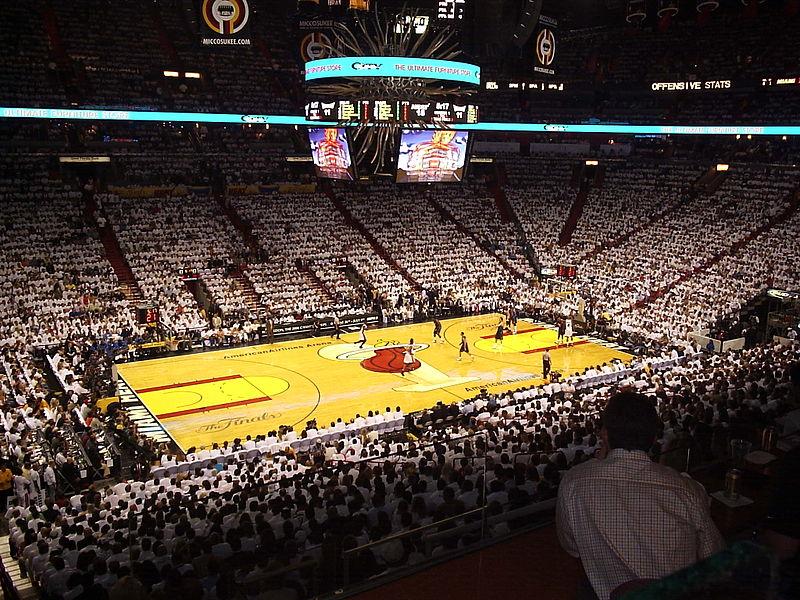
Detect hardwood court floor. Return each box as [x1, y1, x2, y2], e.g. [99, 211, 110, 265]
[117, 314, 631, 451]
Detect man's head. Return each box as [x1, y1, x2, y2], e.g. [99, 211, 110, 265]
[601, 392, 660, 452]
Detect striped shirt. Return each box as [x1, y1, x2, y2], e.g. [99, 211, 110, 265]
[556, 449, 724, 600]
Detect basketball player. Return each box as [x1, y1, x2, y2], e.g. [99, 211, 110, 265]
[542, 348, 552, 380]
[564, 318, 574, 348]
[401, 338, 415, 377]
[432, 318, 443, 344]
[266, 314, 275, 345]
[557, 319, 566, 346]
[331, 314, 341, 339]
[357, 323, 367, 348]
[493, 319, 504, 350]
[458, 331, 474, 361]
[509, 306, 518, 335]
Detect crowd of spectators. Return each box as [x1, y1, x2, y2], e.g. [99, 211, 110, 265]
[1, 2, 799, 597]
[230, 193, 370, 320]
[501, 159, 798, 340]
[5, 336, 797, 598]
[505, 158, 576, 267]
[340, 183, 522, 315]
[3, 148, 795, 505]
[433, 184, 533, 279]
[101, 193, 249, 332]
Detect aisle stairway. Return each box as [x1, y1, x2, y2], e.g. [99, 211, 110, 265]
[426, 195, 526, 280]
[558, 178, 591, 246]
[41, 0, 79, 103]
[636, 187, 800, 308]
[41, 1, 68, 66]
[488, 165, 514, 223]
[216, 195, 262, 254]
[581, 189, 697, 261]
[323, 182, 422, 291]
[0, 536, 36, 600]
[297, 262, 338, 305]
[150, 3, 179, 66]
[487, 166, 540, 274]
[230, 267, 262, 314]
[98, 225, 144, 303]
[696, 166, 729, 195]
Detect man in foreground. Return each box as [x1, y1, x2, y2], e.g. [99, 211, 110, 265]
[556, 392, 724, 600]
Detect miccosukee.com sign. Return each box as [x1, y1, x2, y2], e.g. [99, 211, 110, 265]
[198, 0, 252, 46]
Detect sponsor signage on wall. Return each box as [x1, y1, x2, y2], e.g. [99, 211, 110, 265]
[650, 79, 732, 92]
[305, 57, 481, 85]
[198, 0, 252, 46]
[533, 15, 558, 76]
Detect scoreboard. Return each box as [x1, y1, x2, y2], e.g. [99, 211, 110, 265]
[136, 306, 160, 327]
[438, 0, 466, 20]
[305, 100, 479, 124]
[557, 264, 577, 278]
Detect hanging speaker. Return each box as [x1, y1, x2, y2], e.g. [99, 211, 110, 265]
[512, 0, 544, 48]
[626, 0, 646, 23]
[657, 0, 679, 17]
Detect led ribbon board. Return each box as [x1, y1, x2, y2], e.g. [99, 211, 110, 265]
[304, 57, 481, 86]
[457, 123, 800, 136]
[2, 107, 800, 136]
[0, 107, 325, 126]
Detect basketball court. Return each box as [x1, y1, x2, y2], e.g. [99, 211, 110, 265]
[117, 314, 631, 451]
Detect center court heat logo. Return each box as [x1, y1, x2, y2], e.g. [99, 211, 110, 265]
[202, 0, 249, 35]
[319, 340, 478, 393]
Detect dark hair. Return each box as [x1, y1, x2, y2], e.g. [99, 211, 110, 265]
[602, 392, 659, 452]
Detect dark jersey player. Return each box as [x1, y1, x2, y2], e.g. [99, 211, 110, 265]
[493, 321, 504, 350]
[457, 331, 474, 361]
[432, 318, 443, 344]
[509, 306, 518, 335]
[557, 320, 566, 345]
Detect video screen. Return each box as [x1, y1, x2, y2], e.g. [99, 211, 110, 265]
[308, 127, 356, 181]
[396, 129, 469, 183]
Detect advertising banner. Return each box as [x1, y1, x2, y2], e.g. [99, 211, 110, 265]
[305, 57, 481, 85]
[532, 15, 557, 76]
[197, 0, 252, 46]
